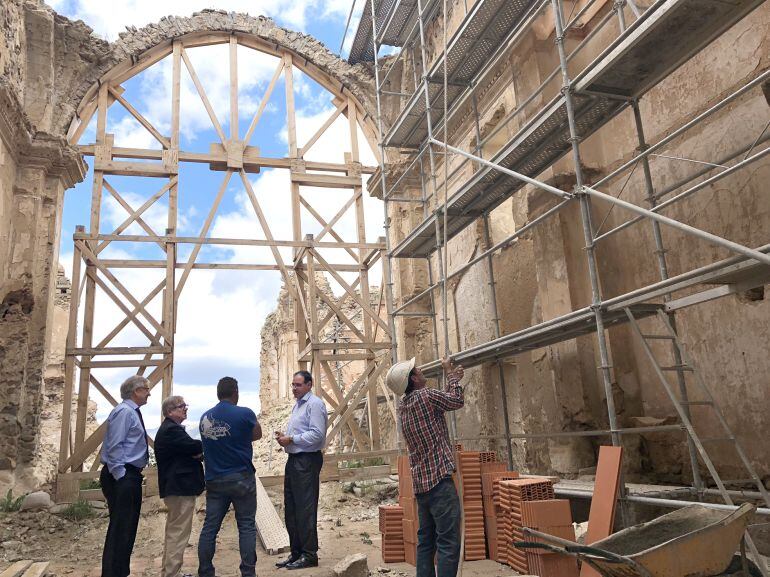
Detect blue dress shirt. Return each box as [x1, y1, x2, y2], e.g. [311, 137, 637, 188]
[285, 391, 328, 454]
[100, 399, 149, 480]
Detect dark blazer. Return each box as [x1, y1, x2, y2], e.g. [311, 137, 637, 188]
[155, 417, 205, 498]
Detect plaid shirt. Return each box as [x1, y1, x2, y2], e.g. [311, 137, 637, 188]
[400, 371, 464, 495]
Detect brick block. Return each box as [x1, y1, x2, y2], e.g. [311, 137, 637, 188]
[522, 499, 572, 528]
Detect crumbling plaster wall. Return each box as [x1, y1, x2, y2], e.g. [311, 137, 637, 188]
[1, 1, 86, 482]
[380, 0, 770, 481]
[1, 1, 378, 483]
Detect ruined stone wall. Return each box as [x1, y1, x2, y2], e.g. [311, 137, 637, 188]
[259, 274, 392, 449]
[1, 2, 86, 483]
[381, 1, 770, 482]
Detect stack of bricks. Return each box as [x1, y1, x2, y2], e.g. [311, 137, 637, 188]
[481, 466, 516, 562]
[457, 451, 486, 560]
[398, 456, 418, 565]
[379, 505, 405, 563]
[498, 478, 555, 574]
[522, 500, 579, 577]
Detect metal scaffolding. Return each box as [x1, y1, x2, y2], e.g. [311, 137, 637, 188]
[349, 0, 770, 570]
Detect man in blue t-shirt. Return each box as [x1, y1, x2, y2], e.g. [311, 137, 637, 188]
[198, 377, 262, 577]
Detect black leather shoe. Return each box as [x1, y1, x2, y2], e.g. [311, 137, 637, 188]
[276, 555, 300, 568]
[286, 555, 319, 570]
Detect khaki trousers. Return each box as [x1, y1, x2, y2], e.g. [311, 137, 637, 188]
[162, 495, 196, 577]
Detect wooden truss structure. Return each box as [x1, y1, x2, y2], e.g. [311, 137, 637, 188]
[58, 32, 395, 478]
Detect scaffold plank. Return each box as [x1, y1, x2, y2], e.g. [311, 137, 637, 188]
[391, 0, 767, 258]
[348, 0, 440, 64]
[420, 304, 662, 377]
[576, 0, 767, 98]
[384, 0, 538, 148]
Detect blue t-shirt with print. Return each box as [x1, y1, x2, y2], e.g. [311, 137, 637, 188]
[199, 400, 257, 481]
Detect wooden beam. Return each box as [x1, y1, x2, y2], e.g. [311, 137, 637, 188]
[295, 269, 366, 342]
[230, 36, 238, 139]
[284, 54, 297, 158]
[109, 86, 170, 148]
[326, 360, 390, 443]
[239, 170, 310, 328]
[244, 59, 284, 143]
[290, 172, 361, 189]
[58, 241, 82, 472]
[82, 266, 162, 345]
[299, 100, 347, 158]
[96, 181, 173, 254]
[298, 195, 358, 261]
[320, 361, 370, 451]
[69, 346, 171, 355]
[174, 170, 233, 299]
[78, 241, 170, 341]
[311, 248, 390, 335]
[102, 179, 165, 251]
[181, 46, 227, 144]
[94, 280, 165, 348]
[95, 160, 174, 178]
[79, 144, 373, 173]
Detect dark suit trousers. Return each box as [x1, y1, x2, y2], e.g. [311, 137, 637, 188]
[101, 465, 143, 577]
[284, 451, 323, 559]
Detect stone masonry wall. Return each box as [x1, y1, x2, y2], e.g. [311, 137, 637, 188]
[379, 0, 770, 483]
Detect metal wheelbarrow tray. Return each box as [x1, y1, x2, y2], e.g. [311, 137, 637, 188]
[582, 502, 755, 577]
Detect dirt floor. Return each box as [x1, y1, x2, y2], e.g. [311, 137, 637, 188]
[0, 480, 520, 577]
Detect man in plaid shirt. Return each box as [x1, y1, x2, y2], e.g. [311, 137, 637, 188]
[386, 356, 465, 577]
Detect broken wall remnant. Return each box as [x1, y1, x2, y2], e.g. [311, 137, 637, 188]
[260, 274, 393, 450]
[1, 2, 86, 483]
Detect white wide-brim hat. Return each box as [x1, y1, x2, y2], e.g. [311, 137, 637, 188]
[385, 357, 416, 396]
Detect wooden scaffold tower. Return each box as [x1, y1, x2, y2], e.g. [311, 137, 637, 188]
[56, 31, 397, 497]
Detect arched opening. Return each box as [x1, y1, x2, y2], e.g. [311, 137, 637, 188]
[56, 30, 394, 491]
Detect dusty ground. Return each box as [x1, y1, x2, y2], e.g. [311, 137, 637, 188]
[0, 481, 519, 577]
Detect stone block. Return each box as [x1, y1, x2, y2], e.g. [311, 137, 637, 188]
[332, 553, 368, 577]
[19, 490, 53, 511]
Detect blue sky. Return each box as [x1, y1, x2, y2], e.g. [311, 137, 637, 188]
[51, 0, 382, 428]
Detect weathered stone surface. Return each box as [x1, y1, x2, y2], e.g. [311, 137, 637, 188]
[44, 8, 375, 136]
[332, 553, 368, 577]
[19, 490, 53, 511]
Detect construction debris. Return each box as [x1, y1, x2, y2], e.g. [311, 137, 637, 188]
[0, 561, 50, 577]
[333, 553, 369, 577]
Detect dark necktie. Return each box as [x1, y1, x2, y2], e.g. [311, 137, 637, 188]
[135, 408, 150, 463]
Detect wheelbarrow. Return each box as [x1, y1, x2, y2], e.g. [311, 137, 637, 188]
[514, 502, 759, 577]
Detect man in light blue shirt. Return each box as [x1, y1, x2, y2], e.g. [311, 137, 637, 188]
[99, 374, 151, 577]
[275, 370, 328, 569]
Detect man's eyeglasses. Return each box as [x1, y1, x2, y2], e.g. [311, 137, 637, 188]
[174, 403, 189, 410]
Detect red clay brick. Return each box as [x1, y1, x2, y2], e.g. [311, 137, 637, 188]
[522, 499, 572, 528]
[581, 446, 623, 577]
